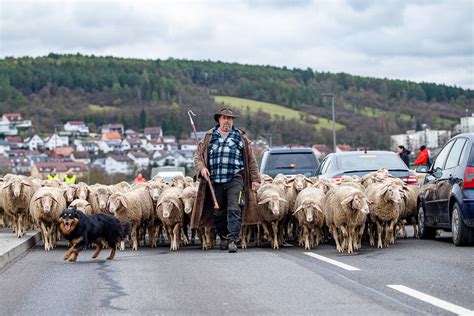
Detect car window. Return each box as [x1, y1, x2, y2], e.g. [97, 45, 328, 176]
[433, 141, 455, 170]
[317, 158, 327, 174]
[336, 153, 406, 171]
[266, 152, 318, 170]
[445, 138, 467, 169]
[320, 157, 331, 173]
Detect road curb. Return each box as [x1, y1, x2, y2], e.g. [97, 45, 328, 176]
[0, 231, 41, 270]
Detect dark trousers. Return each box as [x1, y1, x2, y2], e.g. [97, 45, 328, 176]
[212, 176, 244, 242]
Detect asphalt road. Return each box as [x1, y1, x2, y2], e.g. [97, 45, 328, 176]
[1, 230, 473, 315]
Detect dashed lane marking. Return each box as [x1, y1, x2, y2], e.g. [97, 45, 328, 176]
[303, 252, 360, 271]
[387, 285, 474, 315]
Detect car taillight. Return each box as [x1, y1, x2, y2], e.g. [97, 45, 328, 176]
[333, 175, 342, 183]
[401, 172, 418, 185]
[464, 167, 474, 189]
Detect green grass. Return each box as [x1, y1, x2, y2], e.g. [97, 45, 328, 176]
[89, 104, 116, 112]
[343, 103, 413, 122]
[214, 96, 344, 130]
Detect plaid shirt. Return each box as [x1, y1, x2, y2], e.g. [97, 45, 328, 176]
[208, 126, 244, 183]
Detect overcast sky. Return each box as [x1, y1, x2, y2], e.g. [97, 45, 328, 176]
[0, 0, 473, 89]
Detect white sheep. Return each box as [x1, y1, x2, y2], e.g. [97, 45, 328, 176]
[2, 175, 38, 238]
[293, 186, 325, 250]
[366, 182, 403, 248]
[256, 183, 288, 250]
[29, 187, 67, 250]
[324, 186, 370, 254]
[156, 187, 185, 251]
[108, 187, 153, 251]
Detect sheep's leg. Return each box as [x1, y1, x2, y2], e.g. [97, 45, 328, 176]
[131, 225, 138, 251]
[315, 227, 321, 246]
[330, 226, 343, 253]
[303, 224, 311, 250]
[411, 216, 418, 238]
[347, 227, 354, 254]
[368, 221, 375, 246]
[256, 225, 262, 248]
[388, 220, 396, 245]
[376, 221, 383, 249]
[190, 228, 197, 245]
[261, 222, 271, 245]
[0, 214, 4, 227]
[340, 226, 349, 252]
[149, 225, 156, 248]
[119, 240, 125, 251]
[172, 224, 181, 251]
[157, 225, 164, 244]
[47, 226, 53, 251]
[399, 221, 407, 239]
[40, 222, 49, 251]
[16, 214, 22, 238]
[181, 228, 189, 246]
[357, 222, 365, 250]
[272, 222, 280, 250]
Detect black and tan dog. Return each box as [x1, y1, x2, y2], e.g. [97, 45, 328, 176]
[59, 208, 130, 262]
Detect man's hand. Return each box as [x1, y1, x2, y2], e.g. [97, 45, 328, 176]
[200, 167, 210, 180]
[252, 181, 260, 192]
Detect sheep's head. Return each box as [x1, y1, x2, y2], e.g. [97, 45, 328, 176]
[171, 175, 185, 189]
[65, 184, 77, 203]
[147, 182, 166, 201]
[260, 174, 273, 185]
[341, 192, 370, 215]
[379, 183, 402, 204]
[292, 174, 307, 191]
[108, 194, 127, 214]
[35, 193, 58, 212]
[5, 177, 31, 198]
[180, 188, 196, 214]
[294, 201, 323, 223]
[258, 192, 287, 215]
[184, 176, 194, 188]
[76, 183, 89, 200]
[313, 180, 334, 194]
[69, 199, 91, 213]
[157, 198, 180, 218]
[96, 187, 110, 210]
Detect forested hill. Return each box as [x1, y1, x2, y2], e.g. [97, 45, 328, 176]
[0, 54, 472, 148]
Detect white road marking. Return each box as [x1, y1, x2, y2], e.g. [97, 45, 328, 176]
[303, 252, 360, 271]
[387, 285, 474, 315]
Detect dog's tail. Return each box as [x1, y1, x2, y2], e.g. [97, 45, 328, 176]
[120, 221, 131, 238]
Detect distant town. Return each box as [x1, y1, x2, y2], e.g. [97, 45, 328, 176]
[0, 112, 472, 183]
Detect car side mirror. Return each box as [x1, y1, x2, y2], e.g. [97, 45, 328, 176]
[433, 167, 443, 179]
[415, 165, 430, 173]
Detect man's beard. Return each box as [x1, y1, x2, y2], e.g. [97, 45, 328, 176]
[221, 124, 231, 131]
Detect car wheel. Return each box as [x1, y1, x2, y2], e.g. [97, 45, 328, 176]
[418, 205, 437, 239]
[451, 203, 474, 246]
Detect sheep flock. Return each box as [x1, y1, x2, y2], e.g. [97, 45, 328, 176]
[0, 169, 420, 254]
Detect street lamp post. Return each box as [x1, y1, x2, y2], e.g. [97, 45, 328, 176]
[321, 93, 336, 151]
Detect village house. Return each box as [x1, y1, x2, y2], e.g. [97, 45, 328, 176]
[9, 156, 32, 174]
[1, 113, 32, 130]
[43, 134, 69, 150]
[178, 139, 197, 151]
[24, 134, 44, 151]
[70, 151, 91, 165]
[127, 151, 150, 169]
[101, 123, 124, 135]
[121, 138, 144, 152]
[105, 155, 134, 175]
[0, 140, 11, 156]
[74, 140, 100, 155]
[144, 127, 163, 140]
[146, 139, 166, 152]
[6, 136, 25, 150]
[64, 121, 90, 136]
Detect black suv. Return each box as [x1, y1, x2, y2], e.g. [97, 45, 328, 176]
[259, 147, 320, 178]
[417, 133, 474, 246]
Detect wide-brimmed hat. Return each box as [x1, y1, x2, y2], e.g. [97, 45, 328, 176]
[214, 107, 238, 122]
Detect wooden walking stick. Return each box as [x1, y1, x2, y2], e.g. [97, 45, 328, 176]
[188, 110, 219, 209]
